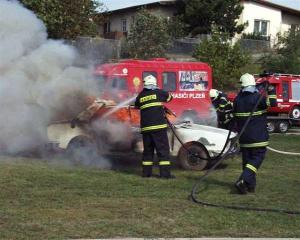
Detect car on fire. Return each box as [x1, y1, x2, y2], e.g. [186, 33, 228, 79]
[47, 99, 238, 171]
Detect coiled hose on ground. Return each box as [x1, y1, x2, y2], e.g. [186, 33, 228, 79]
[167, 85, 300, 215]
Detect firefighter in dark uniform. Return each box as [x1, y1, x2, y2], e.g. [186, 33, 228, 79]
[234, 73, 277, 194]
[135, 75, 174, 179]
[209, 89, 234, 129]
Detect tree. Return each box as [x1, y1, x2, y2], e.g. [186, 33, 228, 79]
[261, 26, 300, 74]
[176, 0, 246, 37]
[20, 0, 106, 39]
[193, 32, 251, 90]
[164, 15, 187, 39]
[125, 9, 171, 59]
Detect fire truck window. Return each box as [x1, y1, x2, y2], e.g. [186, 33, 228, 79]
[291, 82, 300, 100]
[111, 77, 128, 90]
[142, 71, 157, 80]
[282, 82, 289, 100]
[94, 75, 107, 92]
[162, 72, 176, 92]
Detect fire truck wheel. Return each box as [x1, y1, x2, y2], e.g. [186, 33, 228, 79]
[66, 136, 98, 165]
[276, 121, 289, 133]
[178, 143, 208, 171]
[290, 107, 300, 119]
[266, 121, 276, 133]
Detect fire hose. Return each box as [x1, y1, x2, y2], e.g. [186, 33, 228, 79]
[165, 84, 300, 215]
[267, 146, 300, 156]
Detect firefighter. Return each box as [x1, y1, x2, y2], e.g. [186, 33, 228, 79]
[134, 75, 174, 179]
[209, 89, 234, 129]
[233, 73, 277, 194]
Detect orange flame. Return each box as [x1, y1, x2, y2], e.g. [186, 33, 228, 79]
[93, 106, 176, 126]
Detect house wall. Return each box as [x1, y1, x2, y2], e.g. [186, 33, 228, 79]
[109, 9, 135, 33]
[281, 13, 300, 33]
[99, 1, 300, 47]
[100, 5, 176, 37]
[241, 2, 282, 41]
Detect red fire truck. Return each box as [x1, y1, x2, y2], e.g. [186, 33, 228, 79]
[228, 73, 300, 133]
[255, 73, 300, 133]
[93, 58, 213, 123]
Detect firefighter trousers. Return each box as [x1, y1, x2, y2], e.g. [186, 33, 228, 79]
[142, 129, 171, 177]
[239, 147, 267, 190]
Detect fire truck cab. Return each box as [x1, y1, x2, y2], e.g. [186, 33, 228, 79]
[255, 73, 300, 133]
[256, 73, 300, 119]
[93, 58, 213, 123]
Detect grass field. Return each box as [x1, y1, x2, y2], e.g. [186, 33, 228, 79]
[0, 134, 299, 239]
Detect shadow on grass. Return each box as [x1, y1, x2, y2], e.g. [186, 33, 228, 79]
[187, 172, 237, 195]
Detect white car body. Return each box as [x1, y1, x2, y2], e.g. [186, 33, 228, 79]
[47, 121, 237, 170]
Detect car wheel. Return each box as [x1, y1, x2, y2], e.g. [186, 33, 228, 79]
[267, 120, 276, 133]
[276, 121, 289, 133]
[290, 107, 300, 119]
[66, 136, 98, 166]
[178, 143, 208, 171]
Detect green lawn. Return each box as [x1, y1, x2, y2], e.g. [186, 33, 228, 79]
[0, 134, 299, 239]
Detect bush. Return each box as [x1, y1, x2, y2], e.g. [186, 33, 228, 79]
[242, 33, 270, 41]
[125, 9, 171, 59]
[260, 27, 300, 74]
[193, 32, 251, 90]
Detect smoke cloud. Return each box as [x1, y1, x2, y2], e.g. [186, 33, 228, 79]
[0, 1, 99, 154]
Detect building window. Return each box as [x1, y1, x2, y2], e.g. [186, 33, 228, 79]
[254, 19, 269, 36]
[162, 72, 177, 92]
[121, 19, 127, 32]
[104, 22, 111, 33]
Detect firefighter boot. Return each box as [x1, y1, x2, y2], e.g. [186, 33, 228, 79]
[235, 179, 247, 194]
[159, 166, 175, 179]
[142, 166, 152, 178]
[247, 184, 255, 193]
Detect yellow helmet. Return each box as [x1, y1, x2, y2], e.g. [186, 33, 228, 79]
[209, 89, 219, 99]
[240, 73, 256, 87]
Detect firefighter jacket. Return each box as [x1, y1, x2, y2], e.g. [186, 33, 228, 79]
[135, 88, 172, 132]
[233, 87, 277, 148]
[211, 92, 233, 125]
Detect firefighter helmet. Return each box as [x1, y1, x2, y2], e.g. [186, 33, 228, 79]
[143, 75, 157, 87]
[209, 89, 219, 99]
[240, 73, 256, 87]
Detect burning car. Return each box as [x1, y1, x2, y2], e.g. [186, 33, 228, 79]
[47, 99, 238, 170]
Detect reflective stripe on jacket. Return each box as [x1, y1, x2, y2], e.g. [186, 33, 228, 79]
[135, 88, 172, 132]
[233, 88, 277, 148]
[212, 93, 233, 124]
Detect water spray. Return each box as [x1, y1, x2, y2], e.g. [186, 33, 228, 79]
[101, 95, 137, 119]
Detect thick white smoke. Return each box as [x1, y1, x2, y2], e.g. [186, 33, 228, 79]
[0, 1, 99, 154]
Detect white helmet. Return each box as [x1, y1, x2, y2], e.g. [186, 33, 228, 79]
[240, 73, 256, 87]
[209, 89, 219, 99]
[144, 75, 157, 87]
